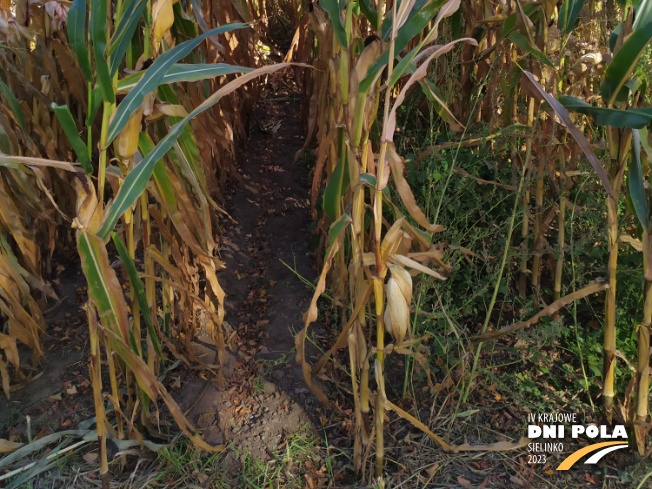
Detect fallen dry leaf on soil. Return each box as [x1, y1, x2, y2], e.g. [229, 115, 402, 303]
[0, 439, 24, 453]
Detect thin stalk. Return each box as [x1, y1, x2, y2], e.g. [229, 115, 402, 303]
[97, 102, 111, 203]
[603, 127, 630, 423]
[520, 97, 536, 296]
[531, 148, 544, 294]
[635, 230, 652, 454]
[554, 151, 567, 302]
[461, 143, 529, 405]
[372, 0, 398, 475]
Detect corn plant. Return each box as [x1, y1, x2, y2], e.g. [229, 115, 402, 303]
[295, 0, 478, 478]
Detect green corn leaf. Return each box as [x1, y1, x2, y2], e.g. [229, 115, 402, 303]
[90, 0, 114, 103]
[628, 129, 648, 229]
[86, 86, 103, 126]
[640, 127, 652, 162]
[106, 23, 247, 146]
[602, 21, 652, 105]
[51, 104, 92, 174]
[388, 45, 421, 88]
[558, 95, 652, 128]
[109, 0, 148, 77]
[111, 232, 162, 356]
[156, 84, 207, 201]
[358, 173, 391, 198]
[0, 79, 27, 133]
[507, 31, 553, 67]
[382, 0, 445, 41]
[323, 155, 350, 222]
[140, 132, 207, 256]
[67, 0, 93, 82]
[172, 2, 200, 38]
[77, 230, 129, 342]
[358, 0, 378, 28]
[633, 0, 652, 32]
[322, 0, 348, 48]
[327, 212, 351, 250]
[98, 62, 290, 239]
[117, 63, 252, 93]
[558, 0, 586, 34]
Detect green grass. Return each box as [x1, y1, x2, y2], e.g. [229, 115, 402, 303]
[390, 65, 648, 422]
[153, 426, 321, 489]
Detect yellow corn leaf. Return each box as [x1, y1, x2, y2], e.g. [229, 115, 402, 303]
[380, 218, 405, 261]
[387, 145, 445, 233]
[100, 326, 224, 452]
[385, 400, 454, 452]
[389, 253, 447, 280]
[149, 103, 189, 120]
[456, 437, 531, 452]
[0, 332, 19, 367]
[0, 154, 78, 171]
[296, 215, 350, 404]
[348, 38, 383, 128]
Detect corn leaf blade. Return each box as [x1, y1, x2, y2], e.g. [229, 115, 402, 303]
[116, 64, 252, 93]
[51, 104, 92, 174]
[558, 0, 586, 34]
[601, 21, 652, 106]
[67, 0, 93, 82]
[77, 231, 129, 343]
[99, 63, 291, 238]
[111, 233, 162, 355]
[628, 129, 648, 229]
[90, 0, 114, 103]
[558, 95, 652, 128]
[109, 0, 148, 77]
[106, 23, 248, 145]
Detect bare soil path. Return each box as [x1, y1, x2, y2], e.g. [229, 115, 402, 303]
[174, 88, 329, 472]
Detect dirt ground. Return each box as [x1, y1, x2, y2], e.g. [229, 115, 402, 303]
[174, 88, 327, 470]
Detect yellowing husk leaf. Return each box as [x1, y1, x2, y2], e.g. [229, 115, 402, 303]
[73, 175, 102, 233]
[380, 218, 405, 260]
[152, 0, 174, 49]
[384, 307, 392, 335]
[385, 276, 409, 343]
[117, 107, 142, 162]
[146, 103, 189, 122]
[388, 264, 412, 305]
